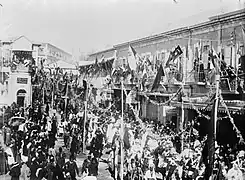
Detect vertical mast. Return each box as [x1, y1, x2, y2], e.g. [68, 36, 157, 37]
[120, 76, 124, 180]
[83, 84, 88, 153]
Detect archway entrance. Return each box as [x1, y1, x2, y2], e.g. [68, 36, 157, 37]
[17, 89, 26, 107]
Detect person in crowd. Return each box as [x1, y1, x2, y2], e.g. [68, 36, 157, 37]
[70, 136, 78, 159]
[29, 157, 39, 180]
[81, 154, 91, 177]
[88, 154, 99, 177]
[19, 160, 30, 180]
[144, 161, 157, 180]
[45, 104, 49, 116]
[63, 119, 70, 148]
[56, 147, 66, 169]
[50, 118, 57, 148]
[64, 155, 79, 180]
[58, 120, 64, 137]
[46, 155, 56, 180]
[226, 161, 243, 180]
[9, 162, 21, 180]
[90, 129, 104, 158]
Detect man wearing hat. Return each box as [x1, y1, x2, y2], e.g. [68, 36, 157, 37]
[144, 159, 157, 180]
[9, 161, 21, 180]
[64, 155, 80, 180]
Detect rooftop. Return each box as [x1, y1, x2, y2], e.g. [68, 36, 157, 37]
[88, 8, 245, 56]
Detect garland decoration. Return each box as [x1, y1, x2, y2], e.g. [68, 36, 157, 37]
[219, 94, 245, 144]
[142, 87, 182, 106]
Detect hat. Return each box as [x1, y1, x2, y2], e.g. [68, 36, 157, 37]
[11, 161, 19, 166]
[238, 150, 245, 157]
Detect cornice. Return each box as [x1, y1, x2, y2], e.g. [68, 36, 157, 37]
[88, 8, 245, 56]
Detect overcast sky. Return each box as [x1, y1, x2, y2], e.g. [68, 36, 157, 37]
[0, 0, 243, 56]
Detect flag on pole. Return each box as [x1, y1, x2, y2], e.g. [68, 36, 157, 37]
[24, 59, 30, 67]
[93, 56, 99, 75]
[128, 45, 138, 71]
[40, 58, 44, 69]
[140, 64, 148, 91]
[111, 50, 118, 76]
[101, 54, 105, 62]
[151, 64, 165, 92]
[165, 45, 183, 67]
[230, 30, 235, 46]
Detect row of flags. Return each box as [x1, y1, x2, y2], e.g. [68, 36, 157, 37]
[111, 44, 183, 91]
[78, 24, 245, 91]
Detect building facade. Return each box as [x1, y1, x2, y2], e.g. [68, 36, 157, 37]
[83, 9, 245, 127]
[0, 36, 73, 107]
[0, 36, 40, 106]
[37, 43, 72, 66]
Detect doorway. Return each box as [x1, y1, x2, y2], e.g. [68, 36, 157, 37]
[16, 89, 26, 107]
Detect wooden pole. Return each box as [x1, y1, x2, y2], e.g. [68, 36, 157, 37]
[43, 85, 45, 104]
[120, 77, 124, 180]
[82, 84, 88, 154]
[64, 80, 69, 117]
[181, 82, 184, 152]
[214, 73, 220, 140]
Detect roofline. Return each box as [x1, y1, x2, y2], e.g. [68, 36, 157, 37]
[114, 8, 245, 48]
[88, 47, 116, 56]
[88, 8, 245, 55]
[43, 43, 72, 56]
[2, 35, 42, 46]
[1, 35, 23, 43]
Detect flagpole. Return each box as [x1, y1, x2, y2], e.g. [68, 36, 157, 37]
[83, 84, 88, 154]
[181, 81, 185, 152]
[120, 76, 124, 180]
[64, 79, 69, 117]
[214, 70, 220, 140]
[51, 78, 54, 109]
[43, 83, 45, 104]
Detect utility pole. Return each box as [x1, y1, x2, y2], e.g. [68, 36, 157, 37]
[120, 76, 124, 180]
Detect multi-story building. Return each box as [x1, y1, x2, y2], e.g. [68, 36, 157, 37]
[0, 36, 40, 106]
[80, 9, 245, 135]
[0, 36, 73, 107]
[37, 43, 72, 67]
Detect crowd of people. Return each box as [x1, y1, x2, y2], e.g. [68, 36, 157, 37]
[82, 101, 245, 180]
[0, 96, 245, 180]
[0, 101, 87, 180]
